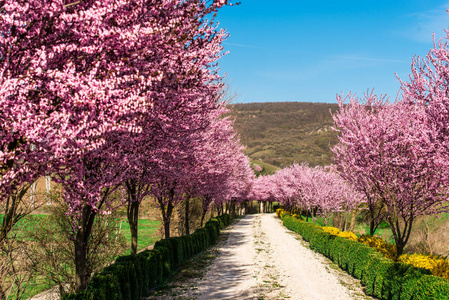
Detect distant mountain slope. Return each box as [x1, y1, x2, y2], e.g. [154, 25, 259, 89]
[228, 102, 340, 168]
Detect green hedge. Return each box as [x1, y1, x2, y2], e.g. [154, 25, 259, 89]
[281, 214, 449, 300]
[63, 214, 231, 300]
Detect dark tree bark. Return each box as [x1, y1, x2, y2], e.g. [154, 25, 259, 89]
[184, 197, 190, 235]
[74, 188, 109, 292]
[157, 187, 175, 239]
[125, 181, 142, 255]
[128, 200, 139, 255]
[74, 203, 96, 292]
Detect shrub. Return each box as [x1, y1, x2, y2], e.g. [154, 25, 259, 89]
[400, 266, 433, 300]
[276, 208, 289, 218]
[358, 234, 397, 260]
[381, 262, 413, 300]
[322, 226, 358, 241]
[413, 275, 449, 299]
[322, 226, 340, 235]
[275, 208, 284, 218]
[336, 231, 358, 241]
[280, 212, 449, 300]
[88, 273, 121, 300]
[399, 253, 449, 280]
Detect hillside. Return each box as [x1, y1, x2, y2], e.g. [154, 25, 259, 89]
[228, 102, 340, 169]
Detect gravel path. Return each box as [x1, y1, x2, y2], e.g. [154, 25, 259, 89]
[195, 213, 371, 300]
[36, 214, 372, 300]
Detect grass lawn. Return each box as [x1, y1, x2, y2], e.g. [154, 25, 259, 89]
[300, 215, 327, 227]
[120, 218, 161, 254]
[299, 214, 396, 243]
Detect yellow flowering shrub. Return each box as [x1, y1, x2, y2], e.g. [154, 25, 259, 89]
[275, 208, 284, 218]
[280, 210, 289, 218]
[357, 235, 397, 260]
[337, 231, 358, 241]
[276, 209, 290, 218]
[399, 253, 449, 279]
[322, 226, 340, 235]
[322, 226, 358, 241]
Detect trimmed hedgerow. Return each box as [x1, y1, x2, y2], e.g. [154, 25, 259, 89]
[280, 213, 449, 300]
[63, 214, 232, 300]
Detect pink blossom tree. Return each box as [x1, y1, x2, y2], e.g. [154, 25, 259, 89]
[399, 27, 449, 177]
[332, 92, 448, 255]
[191, 113, 254, 222]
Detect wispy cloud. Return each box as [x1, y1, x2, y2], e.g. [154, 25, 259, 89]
[395, 3, 449, 43]
[329, 55, 406, 64]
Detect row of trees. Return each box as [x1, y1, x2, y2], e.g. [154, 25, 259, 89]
[251, 163, 364, 226]
[260, 17, 449, 258]
[0, 0, 256, 295]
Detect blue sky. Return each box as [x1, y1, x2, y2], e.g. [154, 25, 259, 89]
[216, 0, 449, 103]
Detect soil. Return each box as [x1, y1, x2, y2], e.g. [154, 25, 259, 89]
[148, 213, 373, 300]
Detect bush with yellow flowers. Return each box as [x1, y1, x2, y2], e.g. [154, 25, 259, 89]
[322, 226, 358, 241]
[275, 208, 284, 218]
[399, 253, 449, 280]
[357, 235, 397, 260]
[337, 231, 358, 241]
[322, 226, 340, 235]
[292, 214, 303, 220]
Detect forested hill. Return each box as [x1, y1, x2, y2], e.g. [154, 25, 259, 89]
[228, 102, 340, 170]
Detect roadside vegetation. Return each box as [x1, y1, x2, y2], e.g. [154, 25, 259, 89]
[1, 193, 160, 299]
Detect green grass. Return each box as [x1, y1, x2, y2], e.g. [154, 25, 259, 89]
[299, 214, 396, 243]
[120, 218, 161, 254]
[301, 215, 327, 227]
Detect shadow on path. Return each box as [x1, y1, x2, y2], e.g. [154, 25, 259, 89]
[198, 215, 257, 300]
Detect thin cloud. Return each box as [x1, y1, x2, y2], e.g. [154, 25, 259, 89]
[330, 55, 406, 64]
[395, 4, 449, 43]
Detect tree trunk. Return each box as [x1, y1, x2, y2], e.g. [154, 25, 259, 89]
[158, 191, 174, 239]
[125, 181, 141, 255]
[200, 208, 207, 228]
[230, 200, 236, 218]
[332, 213, 339, 229]
[164, 219, 171, 239]
[369, 218, 375, 236]
[348, 210, 357, 232]
[74, 203, 96, 292]
[184, 197, 190, 235]
[128, 200, 139, 255]
[396, 241, 404, 257]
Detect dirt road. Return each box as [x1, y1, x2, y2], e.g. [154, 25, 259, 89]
[195, 213, 371, 300]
